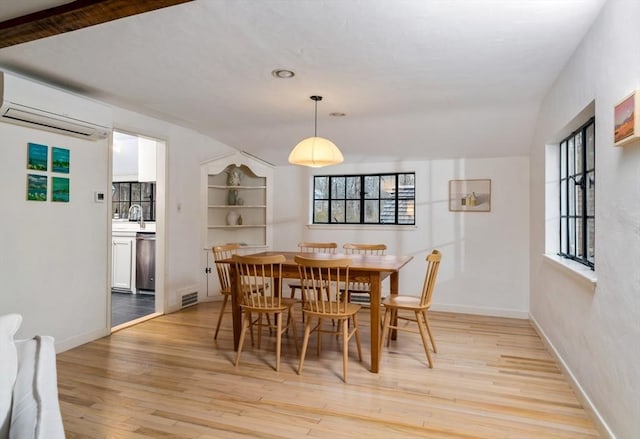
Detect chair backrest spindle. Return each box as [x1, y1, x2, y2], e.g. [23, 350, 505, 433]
[420, 250, 442, 307]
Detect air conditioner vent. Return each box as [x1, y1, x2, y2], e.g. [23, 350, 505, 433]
[3, 107, 100, 138]
[181, 291, 198, 308]
[0, 71, 111, 140]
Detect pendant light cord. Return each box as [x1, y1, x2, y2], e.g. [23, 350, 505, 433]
[314, 98, 318, 137]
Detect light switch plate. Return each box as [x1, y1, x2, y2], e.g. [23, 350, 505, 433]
[94, 191, 105, 202]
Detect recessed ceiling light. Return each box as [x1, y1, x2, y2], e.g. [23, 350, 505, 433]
[271, 69, 295, 79]
[329, 112, 346, 117]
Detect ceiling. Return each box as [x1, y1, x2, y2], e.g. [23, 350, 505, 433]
[0, 0, 607, 166]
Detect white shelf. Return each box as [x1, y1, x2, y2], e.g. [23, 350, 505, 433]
[208, 205, 266, 208]
[208, 185, 266, 190]
[208, 225, 267, 229]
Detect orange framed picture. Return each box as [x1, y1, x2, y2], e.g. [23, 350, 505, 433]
[614, 90, 640, 146]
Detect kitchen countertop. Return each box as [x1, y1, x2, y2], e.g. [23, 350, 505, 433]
[112, 220, 156, 234]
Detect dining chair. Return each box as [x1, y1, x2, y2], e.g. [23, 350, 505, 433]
[341, 243, 387, 305]
[234, 254, 298, 371]
[294, 255, 362, 382]
[212, 243, 240, 340]
[289, 241, 338, 303]
[379, 249, 441, 368]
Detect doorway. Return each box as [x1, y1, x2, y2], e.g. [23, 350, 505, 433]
[110, 130, 166, 329]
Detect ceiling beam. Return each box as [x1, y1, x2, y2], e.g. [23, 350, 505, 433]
[0, 0, 194, 50]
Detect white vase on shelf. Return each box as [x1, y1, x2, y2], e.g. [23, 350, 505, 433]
[226, 210, 239, 225]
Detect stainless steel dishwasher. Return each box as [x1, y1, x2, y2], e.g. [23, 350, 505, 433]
[136, 232, 155, 292]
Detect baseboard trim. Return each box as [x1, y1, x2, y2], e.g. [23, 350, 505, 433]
[55, 327, 109, 354]
[529, 314, 615, 439]
[430, 303, 528, 319]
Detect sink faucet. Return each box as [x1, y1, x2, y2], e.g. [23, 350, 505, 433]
[128, 204, 145, 229]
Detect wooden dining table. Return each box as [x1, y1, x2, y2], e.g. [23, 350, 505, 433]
[220, 250, 413, 373]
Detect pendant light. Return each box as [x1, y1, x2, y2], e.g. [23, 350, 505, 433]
[288, 95, 344, 167]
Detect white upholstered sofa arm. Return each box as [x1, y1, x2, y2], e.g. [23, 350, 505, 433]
[11, 336, 65, 439]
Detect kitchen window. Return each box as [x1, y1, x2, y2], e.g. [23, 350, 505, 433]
[313, 173, 415, 225]
[559, 117, 595, 269]
[112, 182, 156, 221]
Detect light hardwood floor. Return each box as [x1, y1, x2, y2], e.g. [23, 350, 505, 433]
[57, 301, 600, 438]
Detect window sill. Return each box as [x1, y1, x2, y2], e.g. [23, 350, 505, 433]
[307, 224, 417, 232]
[542, 254, 597, 289]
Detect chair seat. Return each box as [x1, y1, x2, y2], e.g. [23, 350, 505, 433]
[302, 302, 361, 318]
[381, 295, 428, 310]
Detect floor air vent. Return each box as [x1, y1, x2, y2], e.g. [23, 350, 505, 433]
[181, 291, 198, 308]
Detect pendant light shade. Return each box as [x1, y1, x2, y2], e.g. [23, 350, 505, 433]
[288, 96, 344, 167]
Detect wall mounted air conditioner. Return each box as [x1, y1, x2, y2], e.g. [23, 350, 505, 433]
[0, 71, 111, 140]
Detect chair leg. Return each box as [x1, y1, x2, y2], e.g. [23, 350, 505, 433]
[298, 315, 313, 375]
[380, 308, 391, 364]
[386, 309, 396, 347]
[342, 319, 349, 382]
[352, 314, 362, 361]
[235, 313, 251, 367]
[415, 311, 433, 368]
[275, 312, 282, 372]
[423, 310, 437, 353]
[214, 294, 229, 340]
[287, 307, 299, 354]
[317, 318, 323, 356]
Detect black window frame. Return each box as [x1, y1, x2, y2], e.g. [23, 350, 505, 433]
[558, 117, 595, 269]
[112, 181, 156, 222]
[312, 172, 415, 225]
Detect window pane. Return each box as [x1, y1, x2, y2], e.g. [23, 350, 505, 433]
[120, 183, 130, 202]
[315, 177, 329, 199]
[399, 173, 415, 188]
[346, 177, 360, 199]
[587, 218, 595, 263]
[112, 184, 120, 202]
[575, 182, 583, 216]
[364, 176, 379, 198]
[568, 138, 574, 176]
[131, 183, 141, 202]
[568, 179, 575, 215]
[587, 171, 595, 216]
[576, 218, 584, 259]
[330, 200, 345, 222]
[568, 218, 576, 256]
[346, 200, 360, 222]
[364, 200, 379, 223]
[398, 199, 415, 224]
[314, 201, 328, 223]
[380, 176, 395, 199]
[331, 177, 346, 199]
[141, 183, 153, 201]
[140, 202, 151, 221]
[586, 124, 595, 170]
[380, 199, 396, 223]
[575, 131, 583, 174]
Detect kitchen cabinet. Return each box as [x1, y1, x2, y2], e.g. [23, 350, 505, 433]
[201, 151, 273, 297]
[112, 235, 136, 292]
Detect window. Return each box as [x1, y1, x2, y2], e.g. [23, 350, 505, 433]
[313, 173, 415, 225]
[559, 117, 595, 268]
[112, 181, 156, 221]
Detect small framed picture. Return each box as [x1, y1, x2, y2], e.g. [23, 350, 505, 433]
[27, 143, 48, 171]
[27, 174, 47, 201]
[51, 147, 70, 173]
[449, 179, 491, 212]
[51, 177, 70, 202]
[614, 90, 640, 146]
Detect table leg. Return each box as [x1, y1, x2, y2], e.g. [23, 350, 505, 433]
[369, 272, 381, 373]
[230, 265, 241, 350]
[390, 272, 399, 341]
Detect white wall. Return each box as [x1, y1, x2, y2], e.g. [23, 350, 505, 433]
[529, 0, 640, 437]
[273, 156, 530, 318]
[0, 123, 110, 348]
